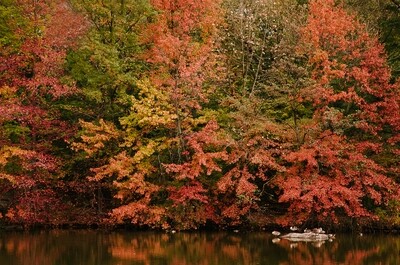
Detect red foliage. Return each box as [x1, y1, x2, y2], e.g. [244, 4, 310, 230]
[165, 114, 285, 226]
[6, 188, 68, 226]
[277, 131, 397, 225]
[164, 120, 229, 180]
[275, 0, 400, 225]
[144, 0, 218, 99]
[164, 120, 229, 228]
[0, 0, 88, 226]
[143, 0, 222, 154]
[2, 0, 88, 98]
[169, 181, 208, 205]
[110, 201, 167, 229]
[138, 0, 224, 228]
[216, 113, 286, 225]
[301, 0, 399, 137]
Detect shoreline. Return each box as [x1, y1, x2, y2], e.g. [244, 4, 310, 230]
[0, 222, 399, 235]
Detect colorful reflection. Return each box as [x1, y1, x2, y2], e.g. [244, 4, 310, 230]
[0, 230, 398, 265]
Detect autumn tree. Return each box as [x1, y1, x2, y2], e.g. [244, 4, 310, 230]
[0, 0, 88, 225]
[220, 0, 288, 96]
[142, 0, 223, 160]
[66, 0, 153, 122]
[1, 0, 397, 230]
[64, 0, 156, 221]
[212, 0, 309, 226]
[275, 0, 400, 226]
[345, 0, 400, 78]
[71, 0, 225, 229]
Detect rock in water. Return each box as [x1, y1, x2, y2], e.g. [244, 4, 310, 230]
[281, 232, 329, 242]
[272, 231, 281, 236]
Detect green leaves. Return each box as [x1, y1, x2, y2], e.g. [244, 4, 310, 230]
[0, 0, 22, 48]
[66, 0, 153, 121]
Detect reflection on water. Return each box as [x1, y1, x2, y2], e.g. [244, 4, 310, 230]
[0, 230, 398, 265]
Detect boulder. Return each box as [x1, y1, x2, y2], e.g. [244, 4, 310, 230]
[280, 232, 329, 242]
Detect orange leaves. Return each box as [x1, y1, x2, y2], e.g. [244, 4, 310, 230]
[144, 0, 221, 117]
[276, 175, 302, 203]
[220, 203, 250, 225]
[285, 147, 318, 169]
[235, 170, 258, 199]
[302, 0, 358, 52]
[165, 120, 229, 180]
[89, 152, 133, 182]
[214, 123, 286, 225]
[276, 130, 398, 225]
[216, 168, 236, 193]
[90, 149, 162, 226]
[71, 119, 120, 157]
[273, 0, 400, 226]
[89, 148, 159, 201]
[169, 180, 208, 205]
[218, 166, 258, 203]
[300, 0, 395, 122]
[123, 4, 224, 230]
[111, 202, 167, 229]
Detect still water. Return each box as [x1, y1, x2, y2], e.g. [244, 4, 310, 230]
[0, 230, 398, 265]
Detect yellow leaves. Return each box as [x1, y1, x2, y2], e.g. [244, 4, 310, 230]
[0, 146, 36, 184]
[190, 109, 220, 127]
[72, 80, 173, 205]
[121, 79, 176, 131]
[71, 119, 120, 157]
[0, 86, 17, 100]
[0, 146, 32, 166]
[133, 139, 158, 163]
[120, 79, 176, 156]
[0, 173, 15, 184]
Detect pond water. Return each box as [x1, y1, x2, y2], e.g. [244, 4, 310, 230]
[0, 230, 398, 265]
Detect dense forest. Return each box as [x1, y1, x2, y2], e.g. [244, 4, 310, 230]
[0, 0, 399, 231]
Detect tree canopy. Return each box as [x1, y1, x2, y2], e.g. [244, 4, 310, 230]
[0, 0, 399, 230]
